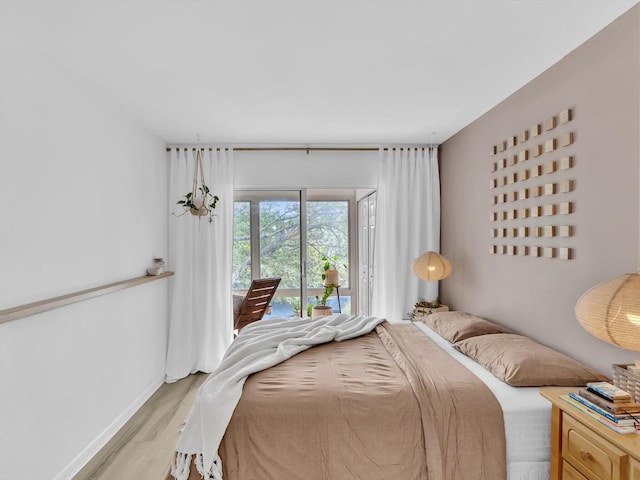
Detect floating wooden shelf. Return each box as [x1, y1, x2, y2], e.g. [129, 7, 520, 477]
[0, 272, 174, 325]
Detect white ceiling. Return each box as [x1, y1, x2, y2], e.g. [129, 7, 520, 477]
[1, 0, 637, 145]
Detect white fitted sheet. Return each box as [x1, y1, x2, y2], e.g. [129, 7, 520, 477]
[413, 322, 551, 480]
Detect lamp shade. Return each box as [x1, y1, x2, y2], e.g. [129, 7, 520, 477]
[412, 251, 452, 282]
[575, 273, 640, 352]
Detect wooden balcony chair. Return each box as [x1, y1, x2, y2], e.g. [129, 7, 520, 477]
[233, 277, 281, 332]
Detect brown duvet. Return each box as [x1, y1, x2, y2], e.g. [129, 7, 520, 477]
[169, 322, 506, 480]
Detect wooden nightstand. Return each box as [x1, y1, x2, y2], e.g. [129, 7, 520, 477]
[413, 305, 449, 321]
[541, 388, 640, 480]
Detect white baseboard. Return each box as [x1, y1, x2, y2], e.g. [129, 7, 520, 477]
[53, 375, 165, 480]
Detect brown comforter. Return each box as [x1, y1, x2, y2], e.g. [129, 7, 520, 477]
[169, 322, 506, 480]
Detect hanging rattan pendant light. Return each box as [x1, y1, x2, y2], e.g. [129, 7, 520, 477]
[575, 273, 640, 352]
[412, 251, 452, 281]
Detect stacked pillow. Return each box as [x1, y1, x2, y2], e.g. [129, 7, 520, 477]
[420, 311, 605, 387]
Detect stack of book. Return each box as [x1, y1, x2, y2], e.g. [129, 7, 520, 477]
[560, 381, 640, 434]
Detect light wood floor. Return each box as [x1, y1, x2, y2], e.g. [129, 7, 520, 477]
[73, 372, 208, 480]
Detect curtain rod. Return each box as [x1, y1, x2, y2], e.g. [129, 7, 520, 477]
[165, 146, 435, 152]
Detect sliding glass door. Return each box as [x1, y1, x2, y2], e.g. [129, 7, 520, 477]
[233, 189, 354, 318]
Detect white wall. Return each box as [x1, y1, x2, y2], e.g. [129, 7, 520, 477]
[0, 30, 169, 480]
[439, 6, 639, 375]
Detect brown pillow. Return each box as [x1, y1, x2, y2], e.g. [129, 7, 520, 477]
[419, 311, 508, 343]
[454, 333, 605, 387]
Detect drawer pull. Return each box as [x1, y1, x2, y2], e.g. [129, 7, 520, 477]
[580, 449, 594, 462]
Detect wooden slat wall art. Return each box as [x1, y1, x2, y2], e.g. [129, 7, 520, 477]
[488, 108, 575, 259]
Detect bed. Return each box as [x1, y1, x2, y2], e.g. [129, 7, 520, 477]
[167, 312, 604, 480]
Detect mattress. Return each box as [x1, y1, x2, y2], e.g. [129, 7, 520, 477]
[414, 322, 551, 480]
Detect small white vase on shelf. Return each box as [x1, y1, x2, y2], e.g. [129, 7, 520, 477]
[147, 258, 166, 276]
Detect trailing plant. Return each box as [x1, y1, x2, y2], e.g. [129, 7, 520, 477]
[176, 185, 219, 222]
[321, 255, 347, 284]
[175, 149, 220, 223]
[407, 298, 443, 320]
[315, 284, 335, 307]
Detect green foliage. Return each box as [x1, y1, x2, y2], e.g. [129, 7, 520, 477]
[315, 284, 334, 306]
[320, 255, 348, 283]
[232, 199, 349, 292]
[290, 298, 301, 311]
[407, 298, 443, 320]
[176, 185, 219, 223]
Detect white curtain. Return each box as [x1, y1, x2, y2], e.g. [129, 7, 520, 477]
[165, 147, 235, 383]
[371, 147, 440, 322]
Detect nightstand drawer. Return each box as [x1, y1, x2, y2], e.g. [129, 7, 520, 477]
[563, 462, 589, 480]
[562, 414, 627, 480]
[630, 458, 640, 480]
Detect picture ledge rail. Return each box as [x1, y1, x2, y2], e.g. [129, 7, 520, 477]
[0, 272, 174, 325]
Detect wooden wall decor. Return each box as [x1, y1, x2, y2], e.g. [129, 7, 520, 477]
[545, 138, 557, 153]
[544, 183, 556, 195]
[543, 204, 556, 216]
[530, 124, 541, 137]
[560, 180, 573, 193]
[518, 150, 529, 162]
[559, 201, 573, 215]
[530, 165, 543, 177]
[560, 132, 573, 147]
[559, 109, 572, 124]
[518, 130, 529, 143]
[488, 107, 576, 260]
[560, 156, 573, 170]
[544, 116, 557, 131]
[545, 160, 557, 174]
[531, 145, 543, 157]
[559, 225, 573, 237]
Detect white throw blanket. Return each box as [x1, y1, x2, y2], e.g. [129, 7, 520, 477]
[171, 313, 386, 480]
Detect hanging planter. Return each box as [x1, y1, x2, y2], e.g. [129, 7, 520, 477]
[176, 149, 219, 222]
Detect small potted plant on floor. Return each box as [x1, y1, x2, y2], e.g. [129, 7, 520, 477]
[291, 298, 302, 317]
[312, 284, 334, 318]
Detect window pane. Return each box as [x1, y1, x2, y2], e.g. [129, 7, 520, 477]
[264, 296, 302, 319]
[307, 201, 349, 289]
[232, 201, 251, 289]
[259, 200, 300, 289]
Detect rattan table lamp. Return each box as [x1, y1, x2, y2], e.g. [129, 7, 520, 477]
[575, 273, 640, 352]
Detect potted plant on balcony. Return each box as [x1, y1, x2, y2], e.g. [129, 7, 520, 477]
[321, 255, 347, 286]
[312, 284, 334, 318]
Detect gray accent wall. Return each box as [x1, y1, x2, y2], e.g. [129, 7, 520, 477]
[439, 5, 640, 375]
